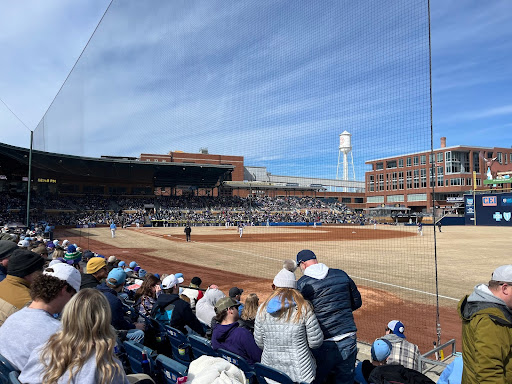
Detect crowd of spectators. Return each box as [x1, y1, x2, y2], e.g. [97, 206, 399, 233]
[0, 229, 448, 384]
[0, 194, 368, 229]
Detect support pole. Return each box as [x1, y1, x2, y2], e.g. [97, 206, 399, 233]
[26, 131, 33, 228]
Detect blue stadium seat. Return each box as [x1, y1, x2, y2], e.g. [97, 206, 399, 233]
[8, 372, 21, 384]
[254, 362, 309, 384]
[155, 354, 188, 384]
[0, 353, 18, 384]
[188, 334, 218, 359]
[217, 348, 255, 383]
[123, 340, 157, 375]
[164, 325, 192, 366]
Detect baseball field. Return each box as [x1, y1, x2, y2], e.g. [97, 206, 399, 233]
[57, 224, 509, 352]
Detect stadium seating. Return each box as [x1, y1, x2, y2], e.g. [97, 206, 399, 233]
[254, 362, 309, 384]
[155, 354, 188, 384]
[123, 340, 157, 375]
[188, 334, 218, 359]
[217, 348, 255, 383]
[7, 372, 20, 384]
[164, 326, 192, 366]
[0, 353, 17, 384]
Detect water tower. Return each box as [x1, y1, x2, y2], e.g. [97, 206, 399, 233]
[336, 131, 356, 190]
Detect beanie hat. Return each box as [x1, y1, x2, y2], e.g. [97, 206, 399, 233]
[0, 240, 18, 261]
[371, 339, 392, 362]
[87, 257, 107, 274]
[273, 268, 297, 289]
[64, 245, 82, 263]
[296, 249, 317, 264]
[387, 320, 406, 339]
[191, 276, 202, 287]
[7, 249, 45, 278]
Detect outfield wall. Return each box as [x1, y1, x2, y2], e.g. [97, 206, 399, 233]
[465, 193, 512, 226]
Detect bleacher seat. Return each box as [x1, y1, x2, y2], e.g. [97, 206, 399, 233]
[254, 362, 309, 384]
[188, 334, 218, 359]
[217, 348, 255, 383]
[155, 354, 188, 384]
[0, 353, 18, 384]
[8, 372, 21, 384]
[123, 340, 157, 375]
[164, 326, 192, 366]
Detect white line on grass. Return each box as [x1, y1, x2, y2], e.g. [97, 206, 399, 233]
[351, 275, 459, 301]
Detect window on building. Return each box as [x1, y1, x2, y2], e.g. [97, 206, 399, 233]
[398, 159, 404, 168]
[476, 178, 482, 186]
[386, 160, 397, 169]
[376, 162, 384, 170]
[450, 178, 464, 186]
[399, 172, 404, 190]
[497, 152, 503, 164]
[414, 156, 419, 166]
[367, 196, 384, 204]
[392, 172, 397, 190]
[378, 174, 384, 191]
[473, 152, 480, 172]
[437, 152, 443, 163]
[407, 157, 412, 167]
[429, 168, 435, 187]
[387, 195, 404, 203]
[408, 193, 427, 202]
[341, 198, 352, 203]
[369, 175, 374, 192]
[354, 198, 364, 203]
[466, 178, 472, 186]
[429, 154, 434, 164]
[420, 155, 426, 165]
[414, 170, 419, 189]
[437, 166, 444, 187]
[406, 171, 412, 189]
[421, 169, 427, 188]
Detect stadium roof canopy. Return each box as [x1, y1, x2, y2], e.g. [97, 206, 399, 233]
[0, 142, 233, 188]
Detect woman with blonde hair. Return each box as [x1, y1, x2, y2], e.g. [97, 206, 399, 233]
[238, 293, 259, 333]
[254, 268, 324, 383]
[19, 288, 130, 384]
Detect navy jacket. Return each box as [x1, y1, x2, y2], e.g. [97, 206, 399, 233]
[297, 268, 362, 339]
[96, 282, 135, 331]
[211, 322, 262, 365]
[155, 294, 205, 336]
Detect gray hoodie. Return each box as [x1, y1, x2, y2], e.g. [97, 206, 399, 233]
[463, 284, 512, 321]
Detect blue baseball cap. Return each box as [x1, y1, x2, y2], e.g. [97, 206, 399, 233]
[371, 339, 392, 362]
[107, 267, 126, 286]
[296, 249, 317, 264]
[129, 261, 138, 268]
[118, 261, 126, 267]
[387, 320, 406, 339]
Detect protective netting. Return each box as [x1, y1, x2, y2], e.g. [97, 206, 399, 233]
[31, 0, 437, 348]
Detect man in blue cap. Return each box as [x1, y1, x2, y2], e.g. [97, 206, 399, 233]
[96, 267, 145, 343]
[296, 249, 362, 384]
[381, 320, 421, 371]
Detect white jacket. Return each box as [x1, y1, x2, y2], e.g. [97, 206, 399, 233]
[254, 297, 324, 383]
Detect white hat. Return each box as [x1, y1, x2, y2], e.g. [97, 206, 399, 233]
[492, 265, 512, 282]
[18, 240, 30, 248]
[62, 240, 69, 246]
[162, 274, 184, 289]
[48, 259, 64, 267]
[44, 263, 81, 292]
[108, 255, 118, 263]
[53, 239, 59, 245]
[273, 268, 297, 289]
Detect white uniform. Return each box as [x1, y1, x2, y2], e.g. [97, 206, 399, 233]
[238, 224, 244, 238]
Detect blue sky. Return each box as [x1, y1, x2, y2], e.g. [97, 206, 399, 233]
[0, 0, 511, 181]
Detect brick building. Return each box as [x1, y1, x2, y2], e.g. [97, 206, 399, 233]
[365, 137, 512, 213]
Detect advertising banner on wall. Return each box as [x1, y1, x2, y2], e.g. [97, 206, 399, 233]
[465, 194, 512, 226]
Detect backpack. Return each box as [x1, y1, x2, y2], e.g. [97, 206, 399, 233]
[368, 364, 435, 384]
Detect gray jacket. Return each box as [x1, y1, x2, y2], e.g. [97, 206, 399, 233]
[254, 297, 324, 383]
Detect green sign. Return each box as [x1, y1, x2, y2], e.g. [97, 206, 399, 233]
[483, 178, 512, 185]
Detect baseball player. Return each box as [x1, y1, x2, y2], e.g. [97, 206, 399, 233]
[110, 221, 117, 238]
[238, 222, 244, 238]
